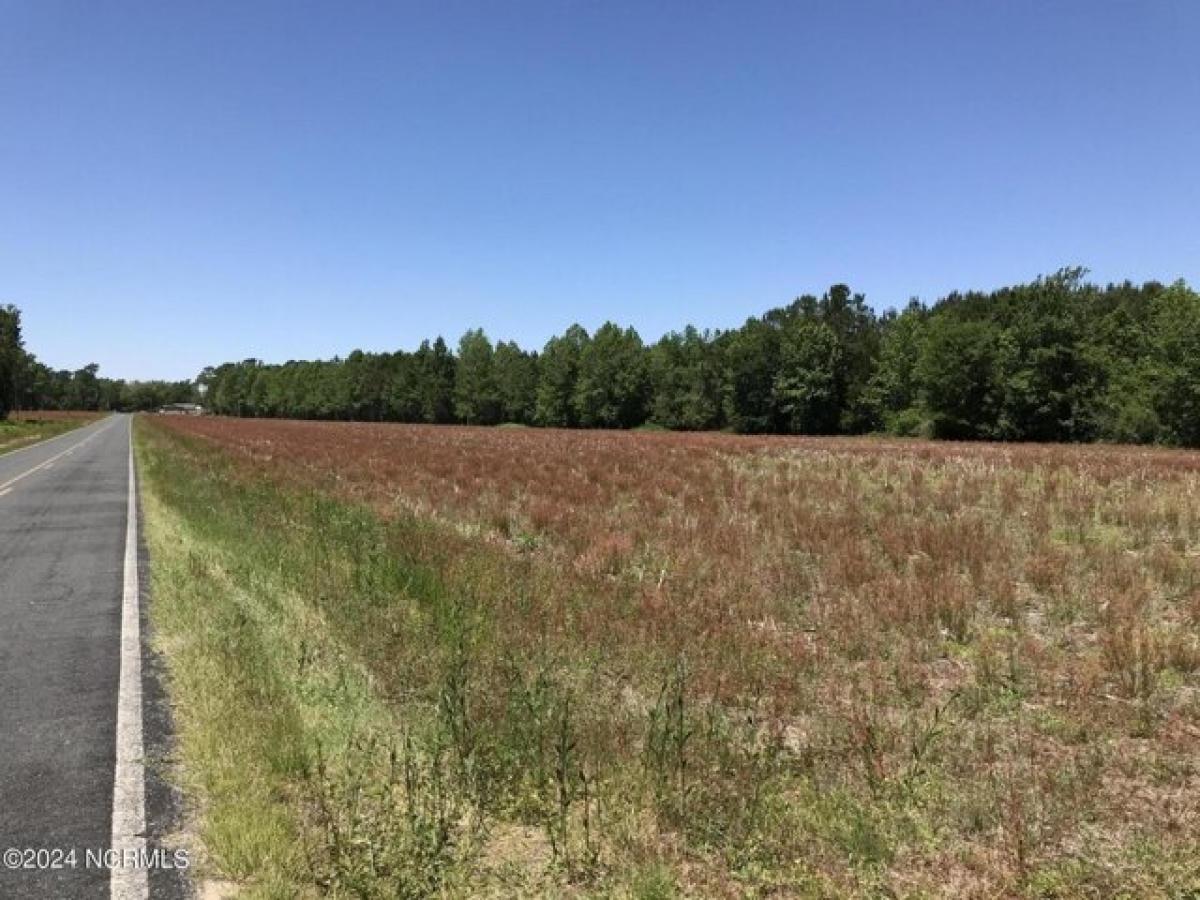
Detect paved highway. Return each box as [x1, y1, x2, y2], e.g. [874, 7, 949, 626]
[0, 415, 149, 899]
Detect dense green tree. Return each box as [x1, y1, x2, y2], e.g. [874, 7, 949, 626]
[722, 317, 782, 433]
[344, 350, 390, 421]
[1147, 280, 1200, 446]
[648, 326, 724, 430]
[0, 305, 24, 419]
[573, 323, 650, 428]
[917, 317, 1001, 439]
[416, 338, 456, 423]
[773, 318, 843, 434]
[493, 341, 538, 424]
[70, 363, 103, 411]
[815, 284, 881, 431]
[989, 270, 1101, 441]
[453, 329, 501, 425]
[862, 301, 928, 434]
[535, 324, 589, 427]
[383, 352, 420, 421]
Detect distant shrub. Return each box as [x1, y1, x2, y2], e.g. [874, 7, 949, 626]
[884, 407, 929, 438]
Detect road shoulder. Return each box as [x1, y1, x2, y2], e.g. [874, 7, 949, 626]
[134, 420, 193, 900]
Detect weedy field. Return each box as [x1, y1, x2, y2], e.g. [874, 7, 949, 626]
[136, 416, 1200, 898]
[0, 410, 102, 454]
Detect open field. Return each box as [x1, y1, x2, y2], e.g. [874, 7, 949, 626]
[0, 410, 104, 455]
[138, 416, 1200, 898]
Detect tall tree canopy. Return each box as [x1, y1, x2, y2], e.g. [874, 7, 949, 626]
[535, 324, 589, 428]
[140, 270, 1200, 447]
[453, 329, 501, 426]
[0, 305, 25, 419]
[573, 322, 650, 429]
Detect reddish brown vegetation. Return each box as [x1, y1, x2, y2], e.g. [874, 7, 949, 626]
[153, 416, 1200, 896]
[9, 409, 105, 422]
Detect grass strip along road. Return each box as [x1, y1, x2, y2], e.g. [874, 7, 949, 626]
[0, 412, 101, 458]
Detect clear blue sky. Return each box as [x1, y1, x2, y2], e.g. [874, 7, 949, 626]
[2, 1, 1197, 381]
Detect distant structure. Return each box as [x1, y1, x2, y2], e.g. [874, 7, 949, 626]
[158, 402, 206, 416]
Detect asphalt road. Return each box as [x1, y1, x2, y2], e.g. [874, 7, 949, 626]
[0, 415, 142, 898]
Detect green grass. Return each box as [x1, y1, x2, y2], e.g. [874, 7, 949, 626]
[137, 423, 479, 898]
[0, 414, 94, 455]
[138, 422, 636, 897]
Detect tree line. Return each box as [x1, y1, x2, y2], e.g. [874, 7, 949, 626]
[0, 305, 197, 419]
[197, 269, 1200, 446]
[7, 269, 1199, 445]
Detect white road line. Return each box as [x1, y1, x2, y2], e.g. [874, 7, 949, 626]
[0, 422, 113, 495]
[111, 420, 148, 900]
